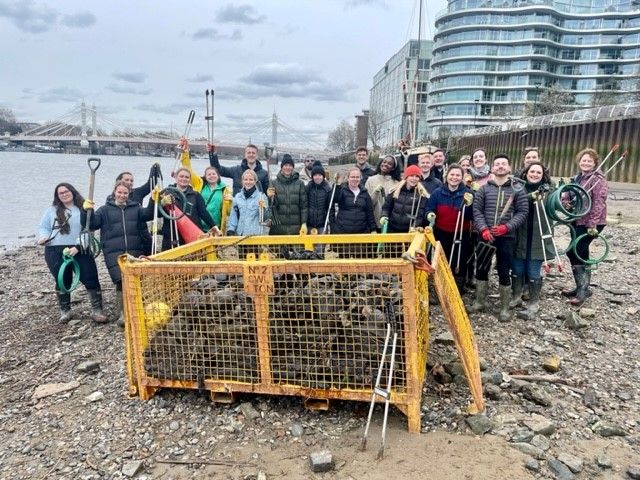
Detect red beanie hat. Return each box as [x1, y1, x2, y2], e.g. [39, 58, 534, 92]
[404, 165, 422, 178]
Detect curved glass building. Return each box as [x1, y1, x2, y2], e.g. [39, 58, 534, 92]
[429, 0, 640, 134]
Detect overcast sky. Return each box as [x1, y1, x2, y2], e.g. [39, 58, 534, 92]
[0, 0, 448, 148]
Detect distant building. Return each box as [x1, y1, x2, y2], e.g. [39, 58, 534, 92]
[429, 0, 640, 134]
[369, 40, 434, 149]
[355, 110, 369, 148]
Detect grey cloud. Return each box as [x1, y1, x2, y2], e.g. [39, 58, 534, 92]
[186, 74, 214, 83]
[135, 103, 193, 115]
[107, 84, 152, 96]
[225, 113, 269, 123]
[215, 4, 265, 24]
[299, 112, 324, 120]
[192, 27, 242, 41]
[112, 72, 147, 84]
[39, 87, 84, 103]
[0, 0, 58, 33]
[61, 11, 96, 28]
[345, 0, 387, 7]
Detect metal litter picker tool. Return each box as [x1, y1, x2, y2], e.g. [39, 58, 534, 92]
[533, 195, 563, 273]
[361, 301, 399, 460]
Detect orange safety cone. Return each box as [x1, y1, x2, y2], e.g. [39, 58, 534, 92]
[163, 205, 203, 244]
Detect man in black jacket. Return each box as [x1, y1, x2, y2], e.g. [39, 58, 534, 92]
[207, 143, 269, 195]
[432, 149, 446, 182]
[418, 152, 442, 195]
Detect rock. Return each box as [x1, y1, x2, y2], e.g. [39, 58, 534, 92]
[591, 421, 628, 437]
[626, 306, 639, 316]
[290, 423, 304, 437]
[524, 458, 540, 472]
[510, 429, 534, 444]
[557, 453, 583, 473]
[530, 434, 550, 451]
[465, 415, 494, 435]
[627, 465, 640, 479]
[582, 387, 598, 407]
[32, 381, 80, 400]
[484, 384, 502, 400]
[617, 391, 633, 401]
[511, 443, 545, 460]
[522, 384, 552, 407]
[444, 361, 465, 376]
[76, 360, 101, 373]
[122, 460, 144, 477]
[169, 421, 180, 431]
[85, 391, 104, 403]
[434, 332, 455, 346]
[579, 308, 596, 318]
[523, 415, 556, 436]
[542, 356, 561, 373]
[61, 334, 82, 342]
[565, 311, 588, 330]
[548, 458, 575, 480]
[309, 450, 334, 473]
[257, 472, 267, 480]
[596, 455, 612, 469]
[240, 402, 260, 421]
[481, 369, 503, 386]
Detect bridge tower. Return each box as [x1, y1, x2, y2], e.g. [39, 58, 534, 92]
[80, 101, 89, 148]
[271, 111, 278, 147]
[91, 104, 97, 138]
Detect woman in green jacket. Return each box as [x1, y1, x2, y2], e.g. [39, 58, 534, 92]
[200, 166, 232, 233]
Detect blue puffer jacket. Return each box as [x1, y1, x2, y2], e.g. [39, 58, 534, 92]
[227, 188, 270, 236]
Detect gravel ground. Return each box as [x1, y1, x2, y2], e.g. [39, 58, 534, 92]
[0, 191, 638, 479]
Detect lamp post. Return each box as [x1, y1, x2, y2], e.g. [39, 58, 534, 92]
[533, 82, 541, 117]
[474, 99, 479, 127]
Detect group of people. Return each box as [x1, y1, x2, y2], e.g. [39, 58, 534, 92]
[37, 143, 608, 326]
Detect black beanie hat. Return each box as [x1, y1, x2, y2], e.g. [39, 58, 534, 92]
[311, 164, 325, 178]
[281, 153, 294, 168]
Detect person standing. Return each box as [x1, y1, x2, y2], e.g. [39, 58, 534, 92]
[227, 170, 270, 236]
[470, 154, 528, 321]
[207, 143, 269, 194]
[431, 149, 447, 182]
[469, 148, 492, 190]
[561, 148, 608, 306]
[418, 152, 443, 195]
[267, 155, 308, 235]
[200, 166, 233, 233]
[37, 183, 107, 323]
[298, 154, 316, 185]
[364, 154, 401, 227]
[112, 164, 160, 205]
[331, 168, 376, 234]
[354, 146, 375, 187]
[306, 163, 333, 234]
[379, 165, 428, 233]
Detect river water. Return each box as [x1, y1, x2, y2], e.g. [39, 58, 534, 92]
[1, 151, 241, 250]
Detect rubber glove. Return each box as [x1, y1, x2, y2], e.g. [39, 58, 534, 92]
[528, 191, 539, 201]
[463, 192, 473, 206]
[82, 200, 95, 210]
[206, 143, 216, 153]
[426, 212, 436, 225]
[375, 184, 385, 194]
[379, 216, 389, 226]
[63, 246, 79, 257]
[587, 227, 599, 236]
[481, 228, 495, 243]
[267, 187, 276, 198]
[151, 185, 161, 202]
[491, 224, 509, 237]
[160, 195, 173, 206]
[299, 223, 308, 235]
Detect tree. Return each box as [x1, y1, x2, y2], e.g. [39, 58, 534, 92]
[367, 109, 384, 149]
[524, 85, 576, 117]
[591, 80, 621, 107]
[0, 108, 21, 135]
[327, 120, 355, 153]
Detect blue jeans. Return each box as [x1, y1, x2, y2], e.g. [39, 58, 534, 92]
[512, 257, 543, 280]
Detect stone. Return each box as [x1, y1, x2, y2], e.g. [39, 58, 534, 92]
[626, 307, 639, 316]
[579, 308, 596, 318]
[465, 415, 494, 435]
[548, 458, 575, 480]
[511, 443, 545, 460]
[557, 453, 583, 473]
[531, 434, 551, 451]
[256, 472, 267, 480]
[290, 423, 304, 437]
[61, 334, 82, 342]
[122, 460, 144, 477]
[542, 356, 561, 373]
[510, 429, 534, 444]
[596, 455, 612, 469]
[444, 362, 465, 376]
[434, 332, 455, 346]
[565, 311, 588, 330]
[522, 384, 552, 407]
[240, 402, 260, 421]
[484, 384, 502, 400]
[617, 391, 633, 401]
[481, 369, 503, 386]
[591, 421, 628, 437]
[85, 391, 104, 403]
[309, 450, 334, 473]
[32, 381, 80, 400]
[523, 414, 556, 436]
[524, 459, 540, 472]
[76, 360, 101, 374]
[169, 421, 180, 431]
[627, 465, 640, 479]
[582, 387, 598, 407]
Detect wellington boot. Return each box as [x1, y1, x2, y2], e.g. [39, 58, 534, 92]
[509, 275, 524, 309]
[521, 282, 530, 301]
[115, 288, 124, 328]
[468, 280, 488, 313]
[56, 291, 73, 323]
[498, 285, 512, 322]
[87, 289, 108, 323]
[518, 279, 542, 320]
[570, 266, 591, 306]
[561, 266, 580, 297]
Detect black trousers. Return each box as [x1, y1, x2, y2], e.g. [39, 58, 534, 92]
[434, 227, 473, 280]
[45, 245, 101, 291]
[567, 224, 605, 266]
[475, 237, 514, 286]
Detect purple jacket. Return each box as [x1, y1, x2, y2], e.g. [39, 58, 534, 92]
[574, 170, 608, 227]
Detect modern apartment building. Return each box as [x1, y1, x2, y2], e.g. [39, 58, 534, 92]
[369, 40, 433, 149]
[428, 0, 640, 134]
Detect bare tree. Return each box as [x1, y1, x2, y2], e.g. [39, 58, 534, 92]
[367, 109, 384, 149]
[524, 85, 576, 117]
[327, 120, 355, 153]
[0, 108, 21, 135]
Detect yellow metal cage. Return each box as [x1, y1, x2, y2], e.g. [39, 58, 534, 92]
[120, 231, 482, 433]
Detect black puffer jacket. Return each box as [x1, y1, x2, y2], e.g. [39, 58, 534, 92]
[331, 186, 376, 234]
[306, 180, 333, 229]
[270, 172, 308, 235]
[381, 182, 429, 233]
[209, 152, 269, 195]
[87, 199, 153, 283]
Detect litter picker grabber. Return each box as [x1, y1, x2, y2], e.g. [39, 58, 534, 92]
[448, 204, 466, 274]
[205, 89, 214, 144]
[323, 173, 340, 233]
[585, 150, 627, 195]
[376, 221, 388, 256]
[582, 144, 618, 191]
[150, 165, 164, 255]
[79, 157, 101, 257]
[173, 110, 195, 174]
[532, 194, 563, 273]
[361, 300, 398, 459]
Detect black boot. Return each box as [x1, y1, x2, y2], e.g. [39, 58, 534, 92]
[509, 275, 524, 309]
[570, 266, 592, 306]
[454, 276, 467, 294]
[518, 279, 542, 320]
[561, 266, 579, 297]
[56, 290, 73, 323]
[87, 289, 108, 323]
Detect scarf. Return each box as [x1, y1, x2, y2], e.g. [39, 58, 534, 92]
[243, 185, 257, 199]
[469, 164, 490, 180]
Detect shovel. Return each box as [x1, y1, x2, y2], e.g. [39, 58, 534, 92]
[79, 157, 101, 256]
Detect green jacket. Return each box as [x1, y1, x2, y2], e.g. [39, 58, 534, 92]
[270, 171, 308, 235]
[514, 186, 555, 261]
[200, 181, 232, 232]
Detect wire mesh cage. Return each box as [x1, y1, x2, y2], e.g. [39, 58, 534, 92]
[121, 232, 480, 432]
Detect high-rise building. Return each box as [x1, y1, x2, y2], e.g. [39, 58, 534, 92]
[369, 40, 433, 149]
[428, 0, 640, 134]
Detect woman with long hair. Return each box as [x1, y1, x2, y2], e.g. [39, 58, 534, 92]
[380, 165, 428, 233]
[200, 166, 232, 233]
[469, 148, 492, 190]
[364, 154, 401, 227]
[37, 183, 107, 323]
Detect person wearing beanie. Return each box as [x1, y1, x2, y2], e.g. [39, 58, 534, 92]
[306, 163, 332, 236]
[364, 154, 401, 228]
[380, 164, 428, 233]
[267, 153, 308, 235]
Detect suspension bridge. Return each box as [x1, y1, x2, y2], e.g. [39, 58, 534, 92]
[7, 102, 336, 160]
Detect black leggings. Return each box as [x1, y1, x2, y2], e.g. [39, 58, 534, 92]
[45, 245, 101, 291]
[567, 224, 605, 266]
[475, 237, 514, 286]
[434, 228, 473, 279]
